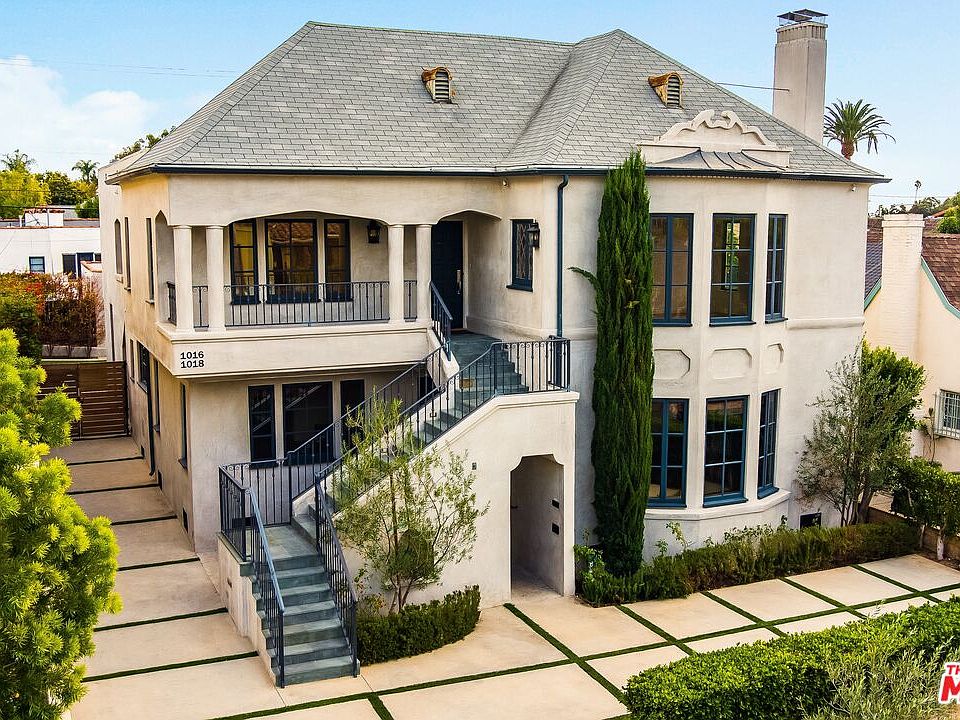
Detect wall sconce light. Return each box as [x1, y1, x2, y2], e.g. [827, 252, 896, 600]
[367, 220, 381, 244]
[526, 221, 541, 248]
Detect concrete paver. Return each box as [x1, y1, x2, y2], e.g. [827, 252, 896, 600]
[276, 674, 374, 706]
[588, 646, 687, 690]
[51, 437, 140, 464]
[100, 562, 223, 627]
[514, 596, 665, 655]
[264, 700, 384, 720]
[859, 555, 960, 591]
[686, 627, 778, 653]
[381, 663, 626, 720]
[776, 611, 861, 634]
[788, 566, 908, 606]
[67, 458, 154, 492]
[87, 613, 253, 678]
[710, 579, 835, 622]
[625, 592, 752, 639]
[860, 596, 931, 617]
[74, 486, 172, 523]
[113, 519, 195, 568]
[362, 605, 564, 691]
[934, 589, 960, 601]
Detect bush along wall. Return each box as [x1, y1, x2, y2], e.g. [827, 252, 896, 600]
[577, 521, 919, 606]
[357, 585, 480, 665]
[625, 598, 960, 720]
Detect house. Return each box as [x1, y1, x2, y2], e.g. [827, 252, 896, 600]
[99, 11, 884, 683]
[0, 208, 101, 275]
[864, 215, 960, 471]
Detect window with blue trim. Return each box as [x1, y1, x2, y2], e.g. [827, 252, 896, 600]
[758, 389, 779, 497]
[704, 396, 747, 504]
[509, 220, 534, 290]
[710, 215, 754, 323]
[652, 214, 692, 324]
[649, 399, 688, 505]
[28, 256, 44, 273]
[765, 215, 786, 321]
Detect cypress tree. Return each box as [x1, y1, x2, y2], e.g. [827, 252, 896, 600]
[574, 151, 653, 575]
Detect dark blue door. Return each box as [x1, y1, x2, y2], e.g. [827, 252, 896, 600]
[431, 221, 464, 329]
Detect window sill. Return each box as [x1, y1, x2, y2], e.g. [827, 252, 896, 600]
[764, 316, 787, 324]
[757, 485, 779, 499]
[653, 321, 693, 328]
[648, 500, 686, 509]
[709, 319, 755, 327]
[702, 494, 747, 508]
[506, 284, 533, 292]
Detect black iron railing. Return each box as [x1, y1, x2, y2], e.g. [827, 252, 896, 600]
[314, 482, 358, 675]
[219, 468, 247, 559]
[166, 282, 177, 324]
[430, 282, 452, 359]
[249, 489, 286, 687]
[194, 285, 208, 328]
[404, 279, 417, 320]
[222, 281, 388, 327]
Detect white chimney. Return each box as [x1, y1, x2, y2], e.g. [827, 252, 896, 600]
[773, 9, 828, 141]
[875, 214, 924, 358]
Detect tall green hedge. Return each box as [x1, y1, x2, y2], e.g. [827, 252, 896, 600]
[576, 151, 653, 576]
[625, 598, 960, 720]
[357, 586, 480, 665]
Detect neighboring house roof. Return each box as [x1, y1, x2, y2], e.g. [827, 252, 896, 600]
[865, 242, 883, 299]
[113, 23, 885, 182]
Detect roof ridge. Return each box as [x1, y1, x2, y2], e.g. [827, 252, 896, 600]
[304, 20, 576, 46]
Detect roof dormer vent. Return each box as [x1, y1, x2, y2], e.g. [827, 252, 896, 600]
[422, 66, 453, 103]
[649, 72, 683, 108]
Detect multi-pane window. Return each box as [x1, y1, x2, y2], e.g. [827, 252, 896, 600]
[152, 358, 161, 432]
[282, 382, 333, 461]
[248, 385, 276, 463]
[704, 396, 747, 504]
[266, 220, 317, 296]
[62, 254, 77, 277]
[758, 389, 779, 497]
[179, 384, 188, 468]
[123, 217, 131, 290]
[146, 218, 155, 301]
[710, 215, 754, 322]
[114, 220, 123, 275]
[229, 221, 257, 304]
[652, 214, 692, 324]
[765, 215, 786, 321]
[510, 220, 534, 290]
[137, 343, 149, 390]
[937, 390, 960, 438]
[649, 399, 688, 505]
[323, 220, 352, 301]
[28, 256, 44, 273]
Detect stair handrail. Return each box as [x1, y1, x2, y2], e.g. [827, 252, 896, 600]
[429, 282, 453, 360]
[248, 487, 287, 687]
[314, 481, 359, 675]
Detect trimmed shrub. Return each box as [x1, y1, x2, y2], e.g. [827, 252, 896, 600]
[625, 599, 960, 720]
[579, 521, 918, 606]
[357, 585, 480, 664]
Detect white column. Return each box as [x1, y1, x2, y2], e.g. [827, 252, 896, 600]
[205, 226, 226, 331]
[172, 225, 194, 331]
[388, 224, 405, 323]
[416, 224, 432, 321]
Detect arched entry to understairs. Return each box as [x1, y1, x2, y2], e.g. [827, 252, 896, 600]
[510, 454, 565, 595]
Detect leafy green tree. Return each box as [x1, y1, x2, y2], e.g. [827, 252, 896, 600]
[335, 398, 488, 612]
[75, 195, 99, 219]
[0, 274, 43, 360]
[937, 206, 960, 233]
[797, 342, 925, 525]
[2, 149, 36, 173]
[39, 172, 79, 206]
[892, 457, 960, 560]
[572, 151, 654, 575]
[112, 127, 176, 161]
[0, 328, 120, 719]
[823, 100, 895, 159]
[0, 170, 48, 217]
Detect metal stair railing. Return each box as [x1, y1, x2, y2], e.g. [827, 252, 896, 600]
[249, 487, 287, 687]
[430, 282, 452, 360]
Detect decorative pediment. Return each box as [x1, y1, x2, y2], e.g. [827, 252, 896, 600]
[641, 109, 792, 167]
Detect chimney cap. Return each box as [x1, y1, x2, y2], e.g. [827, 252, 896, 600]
[777, 9, 827, 26]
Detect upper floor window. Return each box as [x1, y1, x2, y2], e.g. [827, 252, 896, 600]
[758, 389, 779, 498]
[266, 220, 317, 299]
[765, 215, 787, 321]
[649, 398, 688, 506]
[123, 217, 131, 291]
[710, 215, 754, 323]
[509, 220, 534, 291]
[146, 218, 155, 302]
[652, 214, 692, 324]
[229, 221, 257, 304]
[323, 220, 352, 301]
[704, 396, 747, 505]
[114, 220, 123, 276]
[28, 256, 44, 273]
[936, 390, 960, 439]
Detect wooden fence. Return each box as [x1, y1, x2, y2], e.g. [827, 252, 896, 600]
[40, 361, 129, 439]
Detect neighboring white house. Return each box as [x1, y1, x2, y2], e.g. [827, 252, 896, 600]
[864, 215, 960, 472]
[0, 208, 101, 275]
[100, 12, 884, 683]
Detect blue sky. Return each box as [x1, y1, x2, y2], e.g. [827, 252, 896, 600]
[3, 0, 957, 209]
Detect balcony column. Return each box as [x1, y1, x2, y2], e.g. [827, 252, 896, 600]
[172, 225, 194, 331]
[205, 226, 226, 331]
[416, 224, 432, 321]
[388, 224, 405, 323]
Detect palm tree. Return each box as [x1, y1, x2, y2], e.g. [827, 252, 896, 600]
[72, 160, 99, 185]
[823, 100, 895, 160]
[2, 149, 35, 172]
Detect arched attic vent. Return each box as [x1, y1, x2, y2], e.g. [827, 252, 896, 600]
[649, 72, 683, 108]
[422, 66, 454, 103]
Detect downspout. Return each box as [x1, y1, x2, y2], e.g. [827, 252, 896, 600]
[556, 175, 569, 337]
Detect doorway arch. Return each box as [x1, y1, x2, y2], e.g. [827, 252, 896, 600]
[510, 454, 565, 594]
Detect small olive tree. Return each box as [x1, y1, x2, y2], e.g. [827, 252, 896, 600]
[892, 457, 960, 560]
[334, 398, 488, 611]
[797, 342, 925, 525]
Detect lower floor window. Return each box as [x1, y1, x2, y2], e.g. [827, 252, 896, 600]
[282, 382, 333, 460]
[758, 389, 779, 497]
[937, 390, 960, 437]
[704, 396, 747, 504]
[28, 256, 44, 273]
[179, 384, 188, 468]
[248, 386, 276, 462]
[649, 399, 687, 505]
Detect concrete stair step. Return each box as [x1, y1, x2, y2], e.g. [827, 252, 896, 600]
[257, 583, 332, 610]
[279, 655, 356, 684]
[264, 617, 344, 647]
[272, 553, 322, 572]
[275, 566, 328, 590]
[260, 598, 338, 624]
[272, 637, 350, 666]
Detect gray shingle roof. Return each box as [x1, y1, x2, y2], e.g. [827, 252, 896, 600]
[117, 23, 885, 181]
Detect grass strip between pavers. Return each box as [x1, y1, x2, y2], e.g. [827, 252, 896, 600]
[83, 651, 258, 683]
[118, 556, 200, 572]
[614, 605, 694, 655]
[699, 591, 788, 637]
[95, 607, 228, 632]
[777, 577, 868, 619]
[109, 514, 178, 527]
[368, 695, 395, 720]
[849, 562, 949, 603]
[68, 481, 160, 495]
[503, 603, 626, 701]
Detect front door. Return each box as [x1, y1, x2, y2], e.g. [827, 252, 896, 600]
[431, 221, 464, 329]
